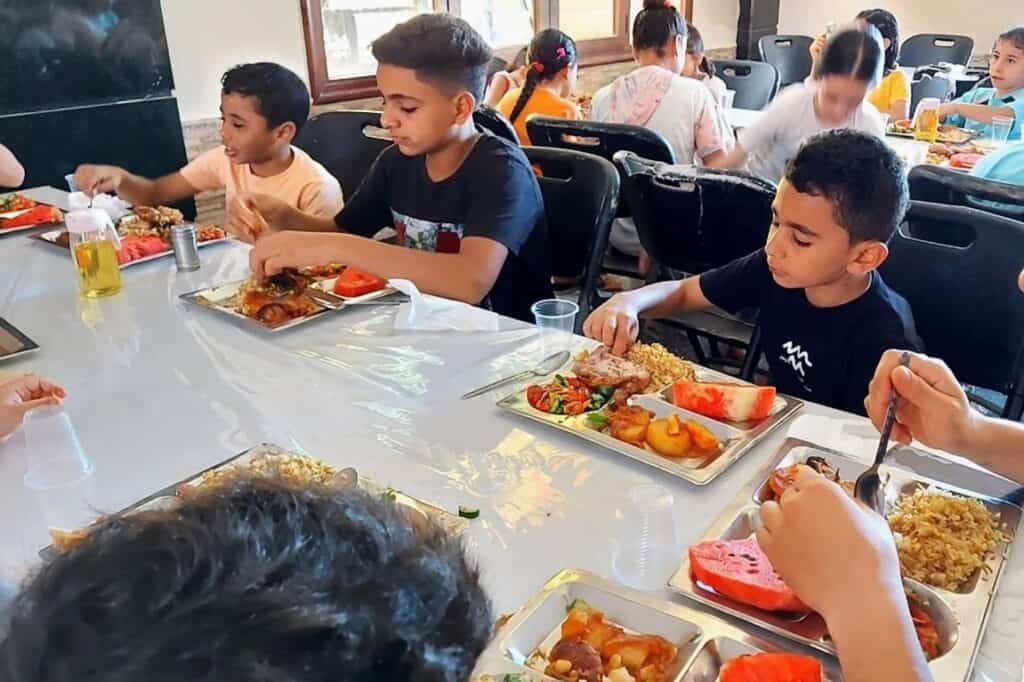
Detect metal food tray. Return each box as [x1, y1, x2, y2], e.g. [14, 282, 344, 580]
[179, 278, 399, 332]
[886, 125, 978, 144]
[0, 316, 39, 362]
[473, 569, 843, 681]
[0, 207, 64, 237]
[669, 437, 1023, 682]
[497, 366, 802, 485]
[40, 443, 465, 560]
[32, 226, 231, 268]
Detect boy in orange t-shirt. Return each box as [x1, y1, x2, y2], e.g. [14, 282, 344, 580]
[74, 63, 342, 218]
[496, 29, 581, 145]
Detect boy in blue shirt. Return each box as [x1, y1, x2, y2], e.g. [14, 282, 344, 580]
[968, 141, 1024, 216]
[940, 27, 1024, 141]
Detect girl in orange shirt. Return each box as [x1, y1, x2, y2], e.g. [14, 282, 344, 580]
[497, 29, 581, 145]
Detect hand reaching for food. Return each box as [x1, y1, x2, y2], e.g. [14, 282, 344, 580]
[0, 374, 67, 439]
[582, 295, 640, 356]
[226, 192, 288, 244]
[865, 350, 975, 452]
[249, 231, 338, 280]
[74, 164, 124, 197]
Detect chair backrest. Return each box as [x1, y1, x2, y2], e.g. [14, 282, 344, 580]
[525, 116, 676, 165]
[614, 151, 776, 274]
[293, 110, 391, 202]
[525, 147, 620, 328]
[910, 74, 952, 114]
[474, 106, 518, 144]
[908, 165, 1024, 222]
[900, 34, 975, 67]
[758, 34, 814, 87]
[880, 201, 1024, 417]
[715, 59, 780, 110]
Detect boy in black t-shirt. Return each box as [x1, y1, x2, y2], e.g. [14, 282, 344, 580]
[226, 14, 552, 322]
[584, 130, 923, 415]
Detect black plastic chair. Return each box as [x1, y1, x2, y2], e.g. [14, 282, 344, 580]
[614, 150, 777, 377]
[715, 59, 780, 110]
[474, 105, 518, 144]
[909, 165, 1024, 223]
[525, 147, 620, 332]
[526, 116, 676, 277]
[880, 201, 1024, 419]
[293, 110, 392, 202]
[910, 74, 952, 115]
[900, 34, 975, 68]
[758, 34, 814, 87]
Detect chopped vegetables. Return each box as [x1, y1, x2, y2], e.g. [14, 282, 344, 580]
[458, 506, 480, 519]
[526, 375, 612, 415]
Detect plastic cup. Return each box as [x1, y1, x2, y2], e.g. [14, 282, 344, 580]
[991, 116, 1013, 145]
[612, 484, 680, 591]
[720, 89, 737, 110]
[532, 298, 579, 354]
[22, 406, 97, 534]
[65, 174, 78, 192]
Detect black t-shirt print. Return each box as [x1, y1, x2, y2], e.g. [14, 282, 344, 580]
[335, 131, 553, 322]
[699, 249, 924, 415]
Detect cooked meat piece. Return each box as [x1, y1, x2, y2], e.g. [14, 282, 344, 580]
[573, 347, 651, 401]
[546, 639, 603, 682]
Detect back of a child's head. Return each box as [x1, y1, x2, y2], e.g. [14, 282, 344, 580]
[855, 9, 900, 74]
[813, 25, 884, 86]
[372, 13, 493, 103]
[997, 26, 1024, 51]
[685, 21, 715, 78]
[785, 129, 909, 243]
[221, 62, 310, 134]
[633, 0, 687, 55]
[508, 28, 578, 123]
[0, 475, 493, 682]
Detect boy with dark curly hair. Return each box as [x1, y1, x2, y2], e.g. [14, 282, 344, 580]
[0, 475, 492, 682]
[585, 129, 923, 415]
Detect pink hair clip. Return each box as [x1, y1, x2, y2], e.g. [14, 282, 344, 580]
[532, 62, 544, 73]
[555, 47, 567, 59]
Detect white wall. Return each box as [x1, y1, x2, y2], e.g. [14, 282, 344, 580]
[692, 1, 740, 50]
[161, 0, 311, 123]
[779, 0, 1014, 55]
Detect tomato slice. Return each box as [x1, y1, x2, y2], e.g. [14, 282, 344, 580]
[719, 652, 823, 682]
[689, 538, 807, 612]
[0, 204, 61, 229]
[333, 268, 386, 298]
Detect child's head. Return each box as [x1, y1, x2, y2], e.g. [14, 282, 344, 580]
[0, 474, 493, 681]
[765, 130, 908, 290]
[508, 29, 578, 123]
[683, 21, 715, 80]
[632, 0, 688, 74]
[855, 9, 900, 75]
[371, 14, 492, 157]
[990, 27, 1024, 94]
[219, 63, 310, 165]
[812, 26, 884, 124]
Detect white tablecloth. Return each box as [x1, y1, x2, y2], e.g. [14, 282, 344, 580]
[0, 234, 1021, 681]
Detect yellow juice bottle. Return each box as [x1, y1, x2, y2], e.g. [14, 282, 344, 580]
[66, 204, 122, 298]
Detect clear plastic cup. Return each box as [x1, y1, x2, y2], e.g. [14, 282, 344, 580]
[532, 298, 579, 354]
[65, 173, 78, 192]
[22, 406, 97, 534]
[991, 116, 1013, 145]
[612, 484, 680, 591]
[720, 89, 737, 110]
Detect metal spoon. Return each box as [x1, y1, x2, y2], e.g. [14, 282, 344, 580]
[331, 467, 359, 489]
[461, 351, 572, 400]
[854, 351, 911, 515]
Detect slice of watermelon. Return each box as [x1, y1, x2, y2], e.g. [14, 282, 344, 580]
[949, 152, 983, 170]
[689, 538, 807, 613]
[672, 380, 776, 422]
[0, 204, 61, 229]
[719, 652, 823, 682]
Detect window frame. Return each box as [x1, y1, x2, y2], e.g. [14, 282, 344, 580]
[300, 0, 659, 104]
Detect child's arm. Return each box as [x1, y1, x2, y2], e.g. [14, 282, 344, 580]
[582, 277, 711, 355]
[0, 145, 25, 187]
[73, 165, 196, 206]
[249, 231, 507, 305]
[939, 101, 1016, 125]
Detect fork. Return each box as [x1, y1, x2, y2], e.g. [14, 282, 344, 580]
[853, 351, 911, 515]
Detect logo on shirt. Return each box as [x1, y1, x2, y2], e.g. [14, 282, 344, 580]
[779, 341, 814, 380]
[391, 210, 464, 254]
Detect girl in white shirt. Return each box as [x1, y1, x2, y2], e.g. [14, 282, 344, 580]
[683, 22, 728, 105]
[714, 26, 886, 182]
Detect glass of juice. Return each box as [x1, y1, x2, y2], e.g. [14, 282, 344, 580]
[913, 97, 941, 143]
[66, 207, 122, 298]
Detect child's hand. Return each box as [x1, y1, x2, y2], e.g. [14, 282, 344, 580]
[0, 374, 67, 439]
[809, 33, 827, 65]
[865, 350, 976, 452]
[74, 164, 124, 196]
[227, 193, 289, 244]
[757, 468, 903, 621]
[582, 295, 640, 356]
[249, 231, 336, 279]
[938, 102, 959, 119]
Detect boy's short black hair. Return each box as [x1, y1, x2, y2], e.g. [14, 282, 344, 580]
[371, 14, 493, 103]
[785, 129, 909, 243]
[0, 475, 493, 682]
[998, 26, 1024, 51]
[221, 62, 311, 135]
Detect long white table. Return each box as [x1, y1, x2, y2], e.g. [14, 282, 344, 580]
[1, 235, 1022, 681]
